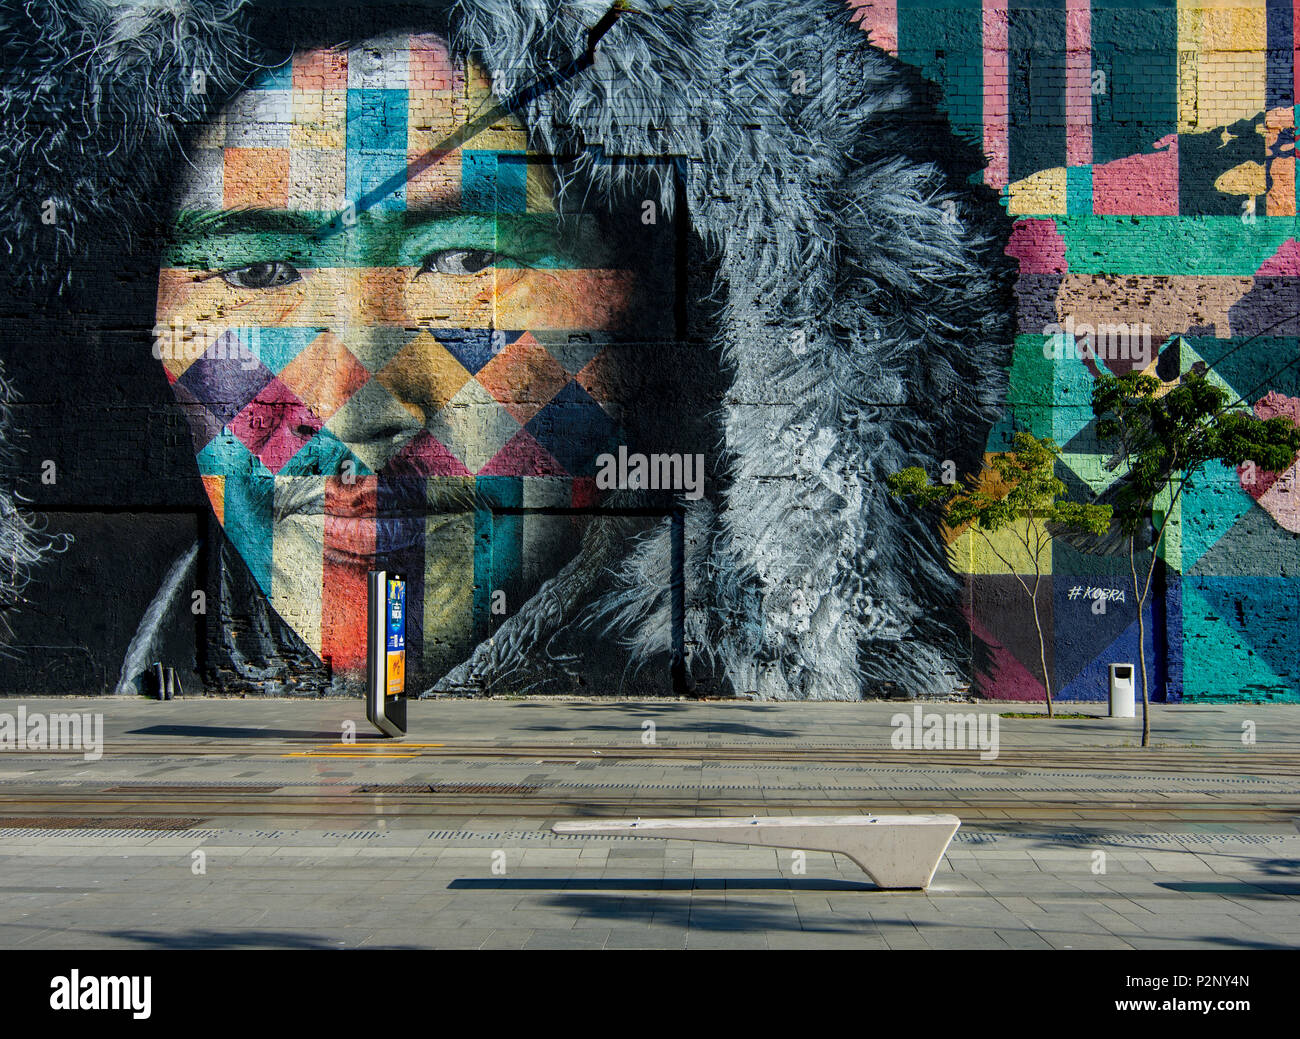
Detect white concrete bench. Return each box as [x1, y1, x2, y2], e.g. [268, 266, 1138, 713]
[551, 814, 960, 889]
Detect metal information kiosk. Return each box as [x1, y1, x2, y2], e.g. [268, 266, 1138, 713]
[366, 570, 407, 737]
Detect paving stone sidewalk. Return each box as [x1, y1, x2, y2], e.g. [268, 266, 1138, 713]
[0, 697, 1296, 949]
[0, 826, 1295, 950]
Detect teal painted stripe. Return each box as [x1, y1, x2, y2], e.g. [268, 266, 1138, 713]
[478, 475, 524, 628]
[1180, 469, 1256, 573]
[1182, 577, 1300, 701]
[198, 434, 273, 595]
[1066, 165, 1092, 216]
[462, 151, 527, 214]
[254, 327, 323, 374]
[1057, 217, 1297, 275]
[896, 0, 983, 147]
[1091, 0, 1177, 167]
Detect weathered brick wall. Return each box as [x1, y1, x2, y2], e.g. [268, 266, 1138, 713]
[1, 0, 1297, 702]
[851, 0, 1300, 702]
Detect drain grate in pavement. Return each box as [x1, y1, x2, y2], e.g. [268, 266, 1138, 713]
[1010, 831, 1286, 846]
[425, 829, 639, 842]
[0, 817, 204, 830]
[353, 783, 538, 796]
[0, 828, 222, 839]
[321, 830, 390, 840]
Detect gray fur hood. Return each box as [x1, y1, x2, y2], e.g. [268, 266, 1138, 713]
[0, 0, 1017, 699]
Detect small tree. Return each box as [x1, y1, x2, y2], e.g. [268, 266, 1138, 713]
[1091, 369, 1300, 746]
[887, 433, 1111, 715]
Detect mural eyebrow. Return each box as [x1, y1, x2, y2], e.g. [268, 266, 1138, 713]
[167, 210, 323, 242]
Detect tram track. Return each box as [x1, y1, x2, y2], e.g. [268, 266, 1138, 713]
[7, 741, 1300, 775]
[4, 736, 1297, 826]
[0, 786, 1296, 825]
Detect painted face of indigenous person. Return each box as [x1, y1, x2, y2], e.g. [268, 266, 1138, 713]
[155, 33, 652, 685]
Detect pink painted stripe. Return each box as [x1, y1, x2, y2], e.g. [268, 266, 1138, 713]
[1065, 0, 1092, 167]
[983, 0, 1009, 190]
[847, 0, 898, 55]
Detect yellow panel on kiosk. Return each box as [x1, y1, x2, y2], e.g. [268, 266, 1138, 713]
[386, 649, 405, 698]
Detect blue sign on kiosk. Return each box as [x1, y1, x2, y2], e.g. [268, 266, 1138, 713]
[366, 570, 407, 737]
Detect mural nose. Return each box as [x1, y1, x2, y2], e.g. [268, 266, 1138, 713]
[322, 325, 426, 475]
[255, 323, 419, 477]
[287, 318, 418, 478]
[332, 402, 424, 476]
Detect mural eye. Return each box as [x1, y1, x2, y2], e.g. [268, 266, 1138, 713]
[220, 261, 301, 289]
[417, 249, 499, 276]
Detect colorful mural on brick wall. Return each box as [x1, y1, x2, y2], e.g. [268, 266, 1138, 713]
[156, 35, 670, 687]
[851, 0, 1300, 701]
[0, 0, 1297, 702]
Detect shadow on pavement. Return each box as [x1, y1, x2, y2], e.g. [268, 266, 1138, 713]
[107, 928, 356, 949]
[447, 877, 874, 892]
[6, 921, 403, 950]
[530, 893, 869, 933]
[125, 725, 357, 740]
[1156, 880, 1300, 897]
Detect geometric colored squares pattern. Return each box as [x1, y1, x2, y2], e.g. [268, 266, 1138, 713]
[175, 336, 274, 428]
[135, 8, 1300, 703]
[179, 324, 627, 483]
[230, 377, 324, 475]
[150, 28, 654, 694]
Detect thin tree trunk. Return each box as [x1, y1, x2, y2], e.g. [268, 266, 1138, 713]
[1129, 535, 1149, 747]
[1031, 519, 1052, 716]
[1033, 588, 1052, 717]
[1136, 503, 1177, 748]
